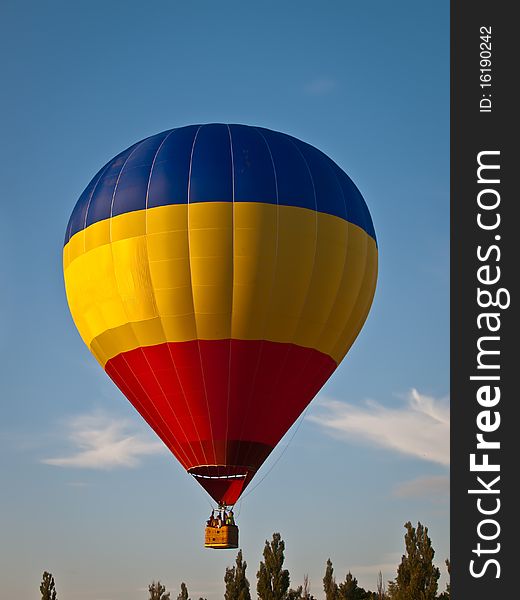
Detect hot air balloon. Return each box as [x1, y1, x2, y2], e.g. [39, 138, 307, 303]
[63, 123, 378, 548]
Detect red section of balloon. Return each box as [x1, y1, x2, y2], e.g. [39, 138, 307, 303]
[105, 339, 336, 504]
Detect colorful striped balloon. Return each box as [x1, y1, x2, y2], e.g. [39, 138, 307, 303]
[63, 124, 378, 505]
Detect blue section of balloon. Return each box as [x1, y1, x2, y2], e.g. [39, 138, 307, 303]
[65, 124, 377, 245]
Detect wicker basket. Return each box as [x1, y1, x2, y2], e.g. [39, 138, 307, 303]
[204, 524, 239, 549]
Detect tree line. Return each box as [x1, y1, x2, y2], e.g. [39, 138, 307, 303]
[40, 521, 450, 600]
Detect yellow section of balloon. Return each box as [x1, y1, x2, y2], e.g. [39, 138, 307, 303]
[63, 202, 378, 366]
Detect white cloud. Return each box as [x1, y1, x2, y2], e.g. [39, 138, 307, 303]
[304, 78, 337, 95]
[42, 411, 165, 470]
[393, 475, 450, 500]
[308, 389, 450, 466]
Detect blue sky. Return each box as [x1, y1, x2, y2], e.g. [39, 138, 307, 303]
[0, 1, 449, 599]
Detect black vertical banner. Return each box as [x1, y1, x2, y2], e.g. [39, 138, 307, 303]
[451, 1, 518, 597]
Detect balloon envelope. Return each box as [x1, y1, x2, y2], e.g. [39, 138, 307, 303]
[63, 124, 378, 504]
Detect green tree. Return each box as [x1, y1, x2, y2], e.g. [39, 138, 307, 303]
[287, 587, 303, 600]
[323, 559, 338, 600]
[387, 522, 440, 600]
[40, 571, 57, 600]
[257, 533, 291, 600]
[338, 572, 370, 600]
[149, 581, 171, 600]
[225, 550, 252, 600]
[177, 582, 189, 600]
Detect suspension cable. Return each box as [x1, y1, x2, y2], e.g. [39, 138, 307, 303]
[239, 406, 309, 501]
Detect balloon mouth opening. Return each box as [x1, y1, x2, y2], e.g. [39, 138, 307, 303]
[193, 473, 247, 480]
[188, 465, 250, 479]
[188, 465, 255, 504]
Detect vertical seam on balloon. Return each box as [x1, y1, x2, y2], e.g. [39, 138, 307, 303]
[105, 359, 175, 459]
[139, 128, 201, 467]
[285, 139, 319, 333]
[67, 154, 119, 246]
[109, 140, 144, 234]
[105, 137, 186, 457]
[113, 352, 193, 469]
[80, 161, 113, 253]
[334, 232, 369, 358]
[346, 246, 377, 356]
[320, 163, 355, 359]
[332, 161, 350, 223]
[144, 130, 175, 211]
[333, 230, 372, 361]
[236, 127, 281, 470]
[99, 142, 144, 362]
[225, 124, 235, 469]
[265, 137, 319, 433]
[132, 347, 197, 467]
[160, 130, 210, 468]
[328, 163, 360, 357]
[328, 164, 352, 356]
[187, 125, 215, 468]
